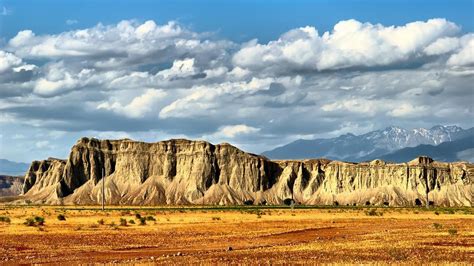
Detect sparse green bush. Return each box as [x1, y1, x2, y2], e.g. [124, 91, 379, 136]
[364, 209, 383, 216]
[97, 219, 105, 225]
[129, 219, 135, 224]
[0, 216, 11, 223]
[24, 216, 45, 226]
[365, 209, 378, 216]
[212, 217, 221, 221]
[146, 215, 156, 221]
[34, 216, 45, 225]
[433, 223, 443, 229]
[135, 213, 142, 219]
[120, 218, 127, 226]
[57, 214, 66, 221]
[434, 211, 440, 216]
[24, 218, 36, 226]
[448, 228, 457, 235]
[139, 217, 146, 225]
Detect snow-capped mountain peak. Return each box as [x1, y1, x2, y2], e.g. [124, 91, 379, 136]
[262, 125, 471, 161]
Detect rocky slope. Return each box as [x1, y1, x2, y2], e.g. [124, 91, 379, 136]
[0, 175, 24, 197]
[20, 137, 473, 206]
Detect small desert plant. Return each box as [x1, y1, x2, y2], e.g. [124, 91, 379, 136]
[139, 217, 146, 225]
[128, 219, 135, 224]
[448, 228, 458, 235]
[365, 209, 383, 216]
[212, 217, 221, 221]
[433, 223, 443, 229]
[34, 216, 45, 225]
[120, 218, 127, 226]
[24, 218, 36, 226]
[135, 213, 142, 219]
[434, 211, 440, 215]
[97, 219, 105, 225]
[57, 214, 66, 221]
[109, 221, 116, 227]
[146, 215, 156, 221]
[24, 216, 45, 226]
[365, 209, 378, 216]
[0, 216, 11, 223]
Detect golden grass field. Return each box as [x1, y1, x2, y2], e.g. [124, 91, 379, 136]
[0, 205, 473, 264]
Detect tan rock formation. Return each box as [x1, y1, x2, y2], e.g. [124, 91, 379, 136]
[21, 137, 473, 206]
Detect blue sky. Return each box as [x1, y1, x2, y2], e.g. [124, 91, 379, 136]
[1, 0, 473, 43]
[0, 0, 473, 162]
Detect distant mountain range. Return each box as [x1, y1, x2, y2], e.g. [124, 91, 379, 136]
[379, 134, 474, 163]
[263, 125, 474, 162]
[0, 159, 29, 176]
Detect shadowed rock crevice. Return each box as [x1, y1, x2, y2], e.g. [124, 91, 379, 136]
[20, 138, 474, 206]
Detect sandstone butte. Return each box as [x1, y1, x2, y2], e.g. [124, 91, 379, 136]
[20, 137, 473, 206]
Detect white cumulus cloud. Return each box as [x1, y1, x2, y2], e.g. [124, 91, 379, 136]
[0, 50, 23, 73]
[214, 124, 260, 138]
[97, 89, 166, 118]
[233, 18, 460, 72]
[447, 34, 474, 67]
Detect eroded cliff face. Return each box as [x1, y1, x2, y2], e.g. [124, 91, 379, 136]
[21, 138, 473, 206]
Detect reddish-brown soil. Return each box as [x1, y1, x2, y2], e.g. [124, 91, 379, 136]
[0, 206, 472, 264]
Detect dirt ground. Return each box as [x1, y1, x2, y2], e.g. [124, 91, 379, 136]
[0, 205, 472, 264]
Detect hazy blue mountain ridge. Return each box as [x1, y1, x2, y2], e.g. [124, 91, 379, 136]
[263, 126, 473, 162]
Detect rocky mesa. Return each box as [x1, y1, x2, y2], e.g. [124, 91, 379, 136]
[20, 137, 473, 206]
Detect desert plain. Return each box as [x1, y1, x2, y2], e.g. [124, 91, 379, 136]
[0, 205, 473, 264]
